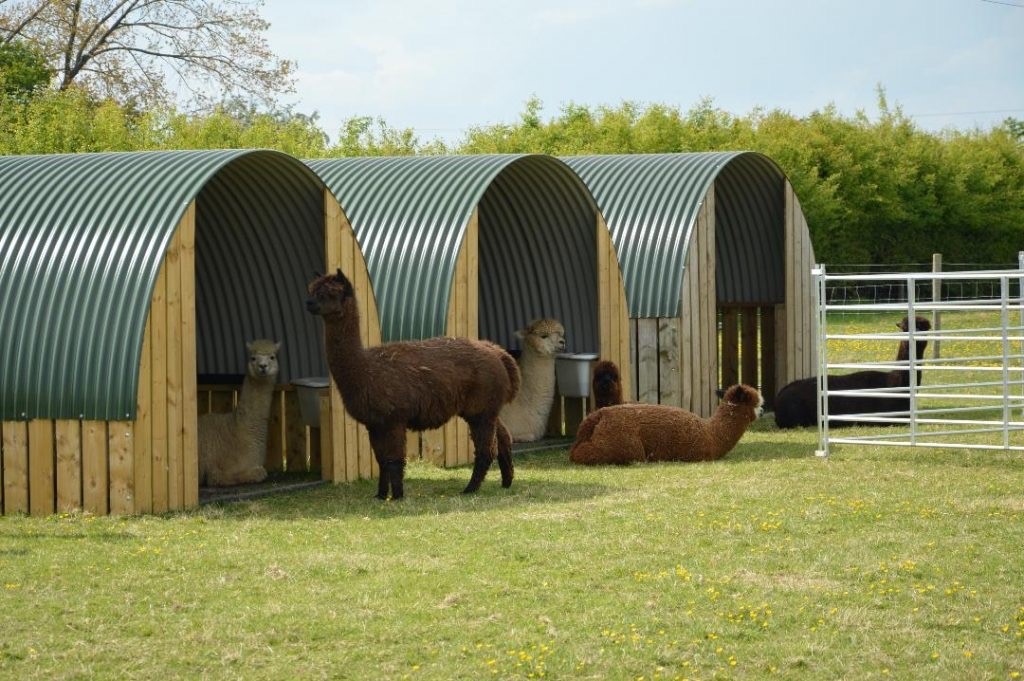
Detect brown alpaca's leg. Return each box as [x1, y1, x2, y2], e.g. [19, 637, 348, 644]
[463, 417, 497, 494]
[495, 419, 514, 488]
[369, 426, 407, 500]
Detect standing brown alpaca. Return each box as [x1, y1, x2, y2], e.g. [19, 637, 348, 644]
[569, 384, 763, 465]
[306, 270, 521, 499]
[591, 359, 624, 408]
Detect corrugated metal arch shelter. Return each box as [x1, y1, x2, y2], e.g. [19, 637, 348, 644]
[563, 152, 817, 416]
[1, 149, 381, 517]
[308, 154, 631, 465]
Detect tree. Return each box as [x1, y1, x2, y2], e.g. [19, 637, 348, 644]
[0, 0, 294, 108]
[0, 37, 49, 96]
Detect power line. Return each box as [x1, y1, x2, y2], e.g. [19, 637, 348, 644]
[979, 0, 1024, 8]
[909, 108, 1024, 118]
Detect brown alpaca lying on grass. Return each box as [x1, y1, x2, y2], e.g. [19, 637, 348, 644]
[569, 384, 763, 465]
[306, 270, 520, 499]
[591, 359, 625, 408]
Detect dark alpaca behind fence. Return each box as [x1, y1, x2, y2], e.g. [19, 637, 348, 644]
[306, 270, 521, 499]
[774, 315, 931, 429]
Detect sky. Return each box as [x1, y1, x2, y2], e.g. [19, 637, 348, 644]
[259, 0, 1024, 144]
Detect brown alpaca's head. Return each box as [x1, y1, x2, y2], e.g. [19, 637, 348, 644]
[306, 269, 354, 319]
[245, 339, 281, 380]
[592, 360, 623, 407]
[517, 318, 566, 357]
[719, 384, 764, 422]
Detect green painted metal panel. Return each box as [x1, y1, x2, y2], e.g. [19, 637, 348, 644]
[0, 149, 328, 421]
[562, 152, 790, 317]
[307, 154, 602, 347]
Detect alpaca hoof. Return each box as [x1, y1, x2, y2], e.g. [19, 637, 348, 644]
[375, 493, 388, 500]
[501, 477, 513, 489]
[461, 483, 480, 494]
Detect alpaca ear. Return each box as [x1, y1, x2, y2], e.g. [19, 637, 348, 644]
[273, 341, 282, 352]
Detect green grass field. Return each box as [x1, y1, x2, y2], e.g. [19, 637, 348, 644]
[1, 311, 1022, 680]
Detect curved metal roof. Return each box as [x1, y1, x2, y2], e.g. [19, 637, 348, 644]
[562, 152, 789, 317]
[308, 155, 602, 349]
[0, 149, 330, 421]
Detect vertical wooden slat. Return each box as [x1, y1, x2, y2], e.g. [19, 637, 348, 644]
[265, 391, 286, 472]
[628, 318, 639, 402]
[318, 394, 333, 480]
[325, 191, 348, 483]
[179, 203, 199, 509]
[150, 240, 169, 511]
[134, 314, 153, 514]
[3, 421, 29, 514]
[82, 420, 108, 515]
[741, 307, 759, 387]
[597, 215, 612, 370]
[760, 307, 777, 408]
[700, 187, 717, 417]
[354, 232, 376, 482]
[637, 319, 659, 404]
[55, 420, 82, 513]
[28, 419, 55, 516]
[108, 422, 134, 515]
[658, 317, 682, 407]
[165, 224, 184, 510]
[680, 247, 695, 413]
[285, 390, 307, 472]
[721, 308, 739, 388]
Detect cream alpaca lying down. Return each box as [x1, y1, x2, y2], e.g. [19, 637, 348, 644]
[569, 384, 763, 465]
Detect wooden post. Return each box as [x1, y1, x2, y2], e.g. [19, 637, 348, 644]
[932, 253, 942, 360]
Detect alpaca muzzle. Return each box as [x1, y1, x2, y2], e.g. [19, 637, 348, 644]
[305, 298, 321, 315]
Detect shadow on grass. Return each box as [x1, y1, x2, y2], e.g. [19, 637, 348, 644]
[195, 451, 615, 520]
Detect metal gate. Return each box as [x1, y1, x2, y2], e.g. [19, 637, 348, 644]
[815, 254, 1024, 457]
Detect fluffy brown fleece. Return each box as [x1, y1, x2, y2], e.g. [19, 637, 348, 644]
[569, 384, 763, 465]
[591, 359, 625, 408]
[306, 270, 520, 499]
[774, 315, 930, 429]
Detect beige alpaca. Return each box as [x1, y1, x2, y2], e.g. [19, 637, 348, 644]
[569, 384, 763, 465]
[198, 339, 280, 486]
[500, 319, 566, 442]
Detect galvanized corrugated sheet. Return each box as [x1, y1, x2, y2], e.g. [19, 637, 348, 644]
[563, 152, 788, 317]
[0, 149, 330, 421]
[307, 155, 602, 351]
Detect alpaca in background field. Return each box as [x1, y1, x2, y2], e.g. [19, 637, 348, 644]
[591, 359, 625, 408]
[500, 318, 566, 442]
[198, 339, 280, 486]
[774, 315, 931, 429]
[570, 384, 763, 465]
[306, 270, 520, 500]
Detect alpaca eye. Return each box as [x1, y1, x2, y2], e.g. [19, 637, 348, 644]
[269, 355, 276, 361]
[249, 356, 256, 362]
[540, 334, 549, 339]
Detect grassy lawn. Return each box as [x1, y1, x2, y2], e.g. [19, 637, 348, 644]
[2, 432, 1022, 679]
[2, 311, 1023, 680]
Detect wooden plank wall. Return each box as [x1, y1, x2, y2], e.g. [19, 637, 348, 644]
[320, 190, 382, 483]
[596, 214, 632, 405]
[779, 182, 817, 389]
[672, 188, 718, 417]
[1, 203, 197, 516]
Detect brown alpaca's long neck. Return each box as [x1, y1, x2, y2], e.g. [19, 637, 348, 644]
[322, 301, 369, 402]
[709, 404, 751, 457]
